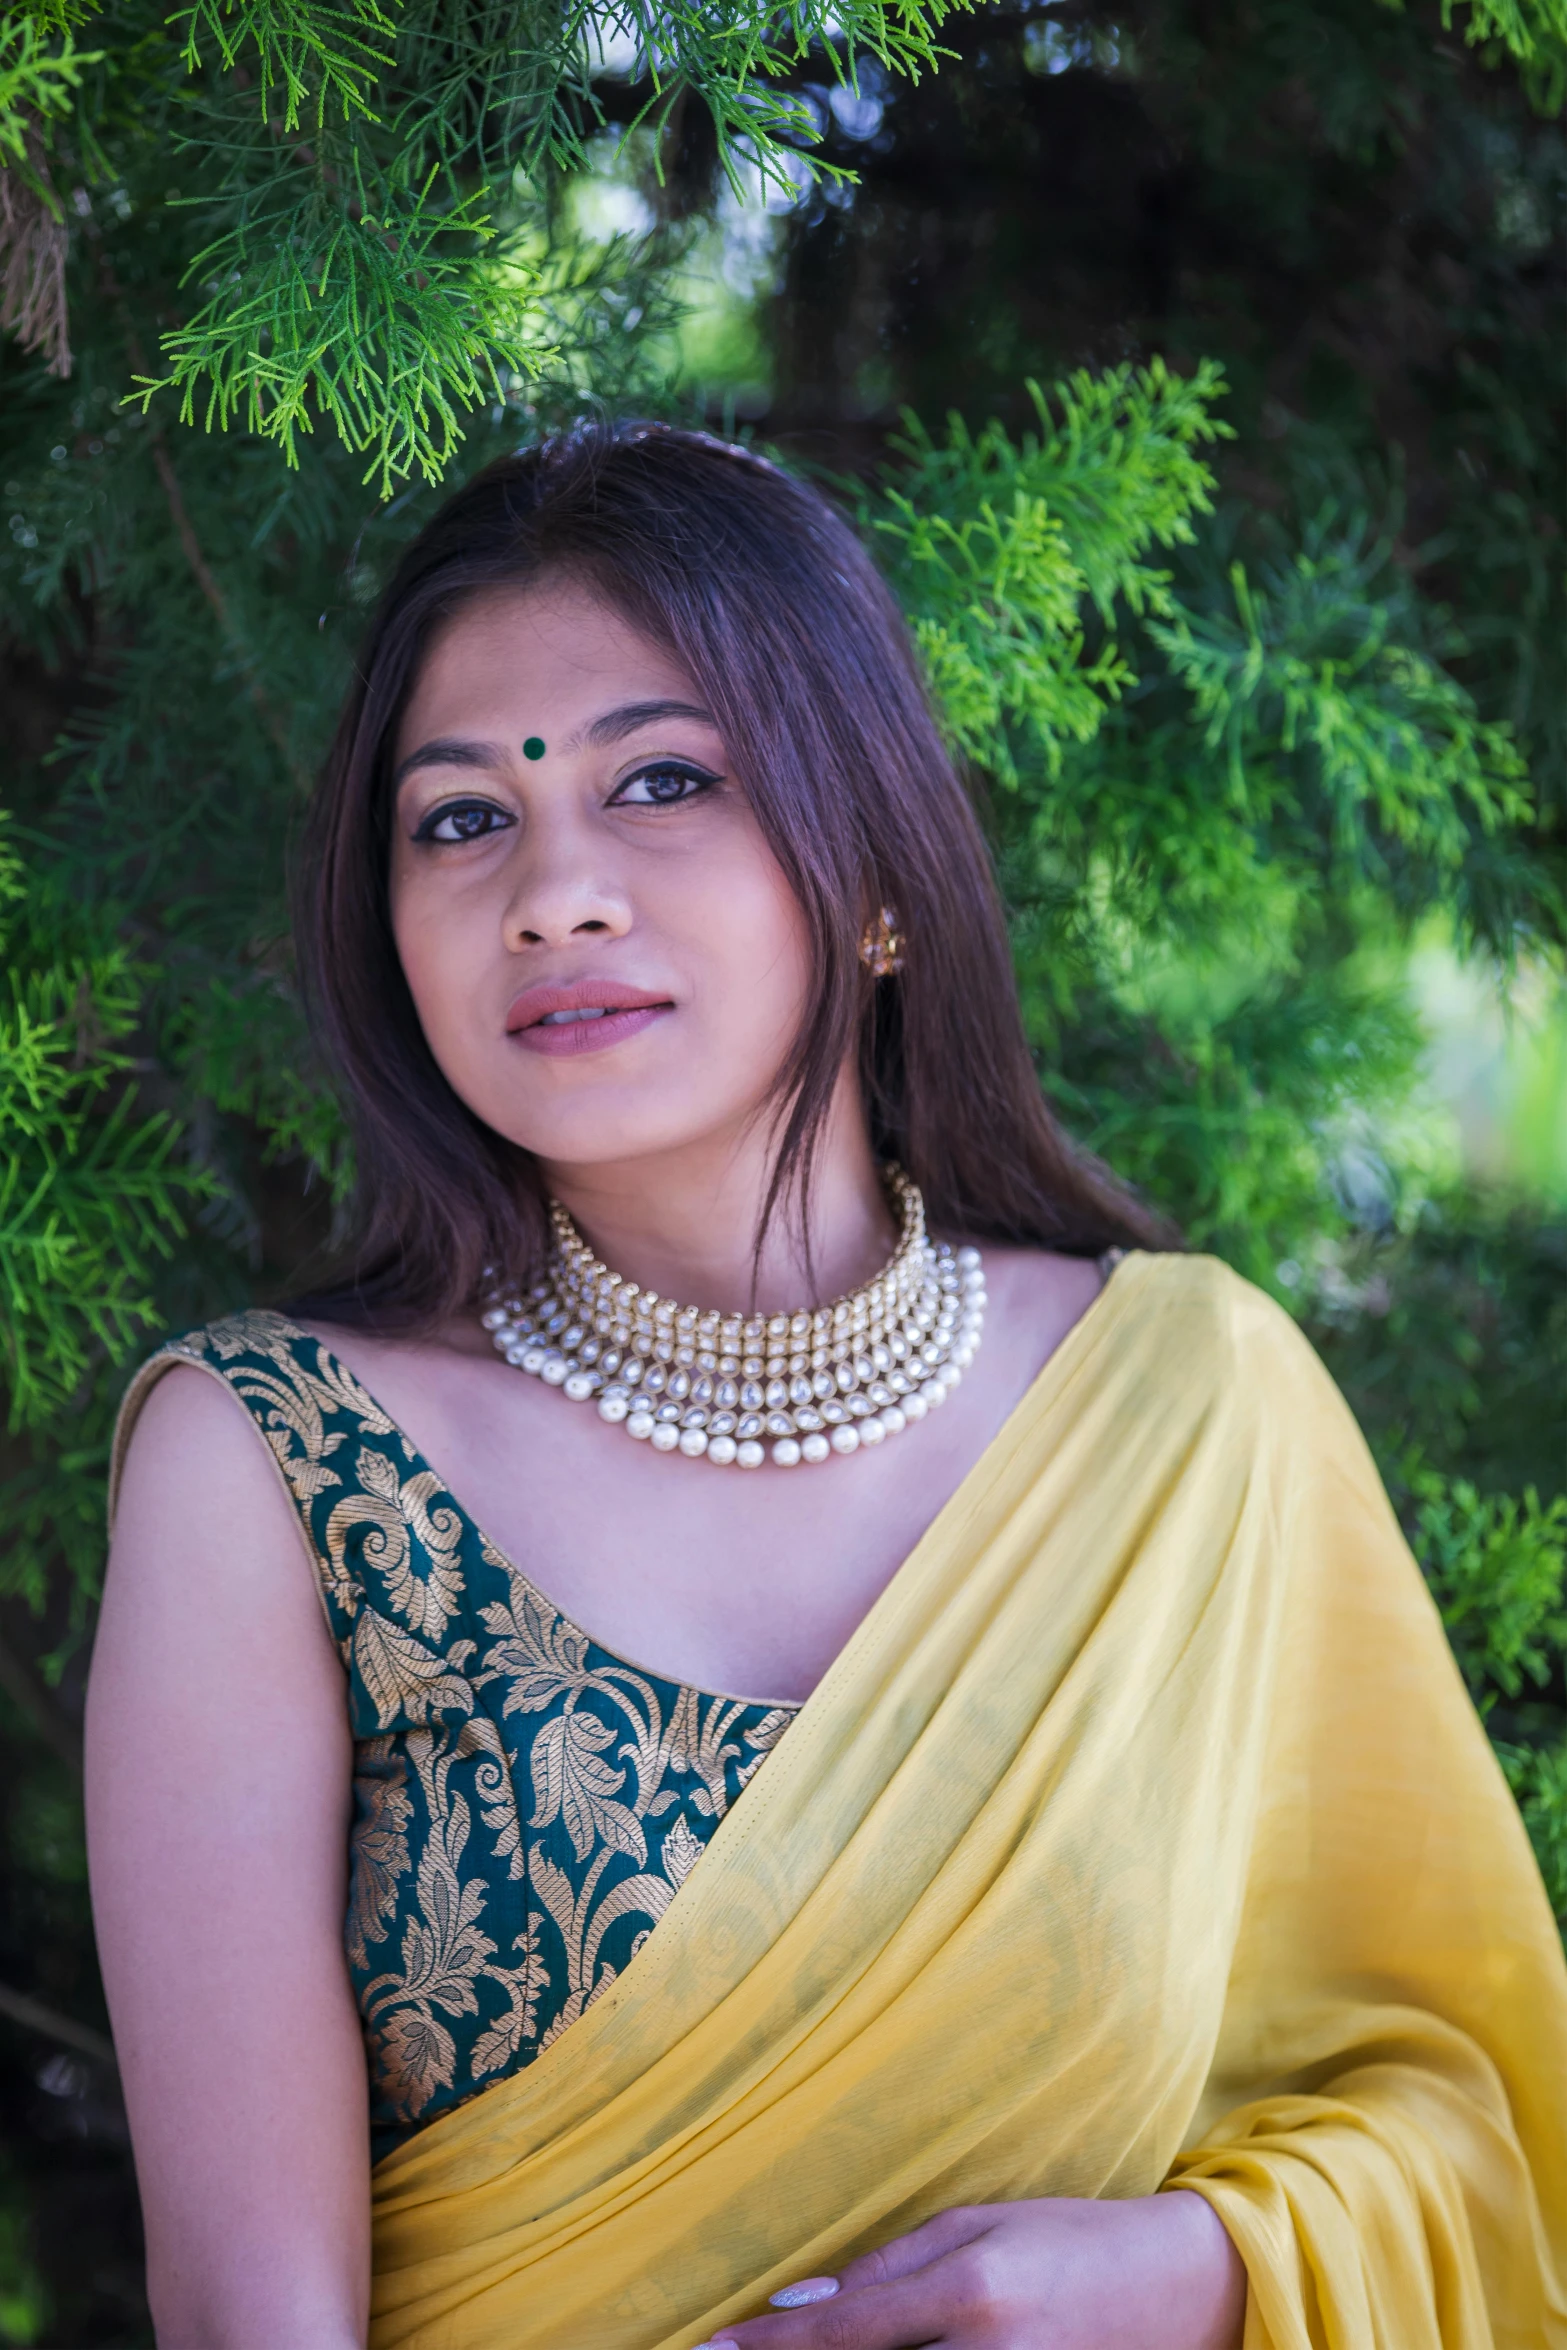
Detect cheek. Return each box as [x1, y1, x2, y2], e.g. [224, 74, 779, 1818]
[388, 867, 488, 1057]
[684, 840, 815, 1056]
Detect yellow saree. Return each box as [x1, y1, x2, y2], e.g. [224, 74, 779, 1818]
[368, 1253, 1567, 2350]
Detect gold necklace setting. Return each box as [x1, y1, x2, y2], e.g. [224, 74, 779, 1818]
[482, 1172, 986, 1470]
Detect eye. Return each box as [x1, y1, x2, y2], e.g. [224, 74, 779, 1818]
[412, 798, 514, 844]
[610, 760, 719, 809]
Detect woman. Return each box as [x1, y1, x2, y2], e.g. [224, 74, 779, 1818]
[87, 423, 1566, 2350]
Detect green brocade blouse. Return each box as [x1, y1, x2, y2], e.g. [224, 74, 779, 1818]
[118, 1311, 798, 2163]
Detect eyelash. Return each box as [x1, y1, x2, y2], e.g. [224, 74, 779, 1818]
[609, 760, 720, 809]
[411, 762, 718, 843]
[412, 799, 510, 844]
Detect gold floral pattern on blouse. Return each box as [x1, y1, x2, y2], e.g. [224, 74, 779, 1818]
[157, 1311, 796, 2158]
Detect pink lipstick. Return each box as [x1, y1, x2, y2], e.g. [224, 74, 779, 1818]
[505, 979, 674, 1059]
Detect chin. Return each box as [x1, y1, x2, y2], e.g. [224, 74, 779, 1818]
[496, 1097, 718, 1173]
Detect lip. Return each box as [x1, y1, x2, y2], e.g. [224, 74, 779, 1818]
[505, 978, 675, 1060]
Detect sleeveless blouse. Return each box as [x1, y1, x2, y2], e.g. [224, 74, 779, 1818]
[116, 1311, 798, 2162]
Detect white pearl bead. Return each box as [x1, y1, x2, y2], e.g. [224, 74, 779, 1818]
[491, 1182, 973, 1477]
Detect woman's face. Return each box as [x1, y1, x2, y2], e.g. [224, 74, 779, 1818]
[388, 580, 815, 1180]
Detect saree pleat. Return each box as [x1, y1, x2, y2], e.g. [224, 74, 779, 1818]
[367, 1254, 1567, 2350]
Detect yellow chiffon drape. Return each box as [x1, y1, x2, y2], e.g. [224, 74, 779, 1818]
[367, 1254, 1567, 2350]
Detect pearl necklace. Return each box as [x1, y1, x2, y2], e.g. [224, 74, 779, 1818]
[482, 1171, 986, 1469]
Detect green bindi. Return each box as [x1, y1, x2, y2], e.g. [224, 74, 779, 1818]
[523, 736, 547, 761]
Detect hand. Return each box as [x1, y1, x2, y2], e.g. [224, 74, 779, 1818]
[702, 2193, 1246, 2350]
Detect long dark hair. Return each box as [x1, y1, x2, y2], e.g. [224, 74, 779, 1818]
[294, 420, 1171, 1326]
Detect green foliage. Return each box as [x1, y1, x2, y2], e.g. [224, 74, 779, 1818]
[0, 829, 205, 1439]
[1499, 1737, 1567, 1922]
[4, 0, 978, 483]
[592, 0, 980, 189]
[1149, 554, 1533, 879]
[858, 381, 1552, 1285]
[0, 20, 97, 169]
[144, 174, 556, 491]
[1442, 0, 1567, 109]
[1407, 1417, 1567, 1928]
[166, 974, 351, 1202]
[862, 360, 1230, 781]
[173, 0, 400, 131]
[1409, 1470, 1567, 1706]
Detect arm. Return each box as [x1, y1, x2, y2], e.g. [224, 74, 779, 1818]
[86, 1365, 370, 2350]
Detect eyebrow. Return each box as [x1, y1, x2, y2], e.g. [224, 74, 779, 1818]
[392, 737, 505, 789]
[577, 699, 716, 748]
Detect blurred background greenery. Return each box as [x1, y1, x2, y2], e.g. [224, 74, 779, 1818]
[0, 0, 1563, 2333]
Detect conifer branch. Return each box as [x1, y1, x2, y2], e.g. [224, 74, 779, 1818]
[0, 1977, 114, 2068]
[102, 257, 311, 788]
[0, 16, 98, 162]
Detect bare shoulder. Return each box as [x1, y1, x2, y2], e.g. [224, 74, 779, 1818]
[106, 1360, 325, 1645]
[116, 1357, 296, 1528]
[980, 1241, 1110, 1353]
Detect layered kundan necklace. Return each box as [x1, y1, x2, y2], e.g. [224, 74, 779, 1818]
[482, 1168, 985, 1470]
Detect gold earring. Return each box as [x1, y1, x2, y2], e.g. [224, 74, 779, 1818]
[859, 906, 905, 977]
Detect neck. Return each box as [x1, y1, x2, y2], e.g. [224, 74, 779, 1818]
[539, 1074, 895, 1315]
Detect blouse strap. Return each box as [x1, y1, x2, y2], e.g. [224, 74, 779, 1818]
[108, 1310, 409, 1639]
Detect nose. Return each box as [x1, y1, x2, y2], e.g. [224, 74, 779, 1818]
[501, 809, 631, 950]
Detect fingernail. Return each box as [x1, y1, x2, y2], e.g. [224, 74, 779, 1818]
[769, 2281, 840, 2309]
